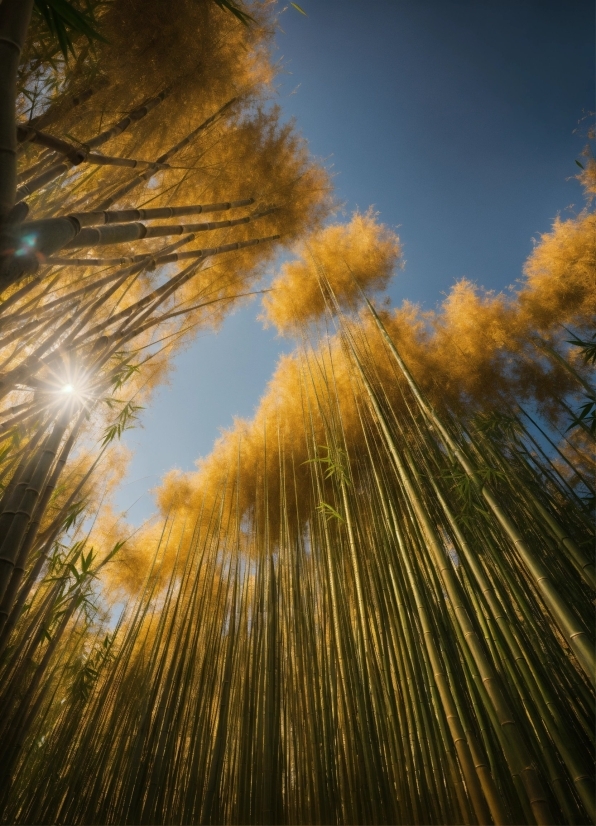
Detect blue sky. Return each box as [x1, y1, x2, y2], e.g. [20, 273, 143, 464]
[114, 0, 595, 523]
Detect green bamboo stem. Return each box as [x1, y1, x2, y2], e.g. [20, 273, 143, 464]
[350, 337, 554, 824]
[516, 405, 594, 498]
[426, 470, 575, 735]
[361, 445, 447, 821]
[353, 417, 495, 822]
[527, 495, 596, 589]
[470, 424, 595, 588]
[364, 298, 596, 688]
[1, 297, 593, 824]
[15, 155, 173, 200]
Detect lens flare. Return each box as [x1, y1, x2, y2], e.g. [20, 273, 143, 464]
[62, 384, 75, 394]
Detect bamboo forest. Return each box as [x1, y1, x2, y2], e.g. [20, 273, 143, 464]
[0, 0, 593, 824]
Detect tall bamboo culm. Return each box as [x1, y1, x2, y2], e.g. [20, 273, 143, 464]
[0, 293, 592, 825]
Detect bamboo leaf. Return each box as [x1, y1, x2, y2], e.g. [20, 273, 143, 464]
[34, 0, 107, 59]
[316, 501, 344, 523]
[565, 331, 596, 365]
[211, 0, 255, 26]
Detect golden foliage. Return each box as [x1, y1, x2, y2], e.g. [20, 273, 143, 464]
[153, 200, 595, 557]
[3, 0, 333, 599]
[578, 157, 596, 200]
[20, 0, 276, 151]
[262, 211, 401, 334]
[98, 512, 165, 597]
[576, 122, 596, 202]
[519, 212, 596, 330]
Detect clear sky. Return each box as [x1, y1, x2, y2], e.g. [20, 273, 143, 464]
[113, 0, 595, 523]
